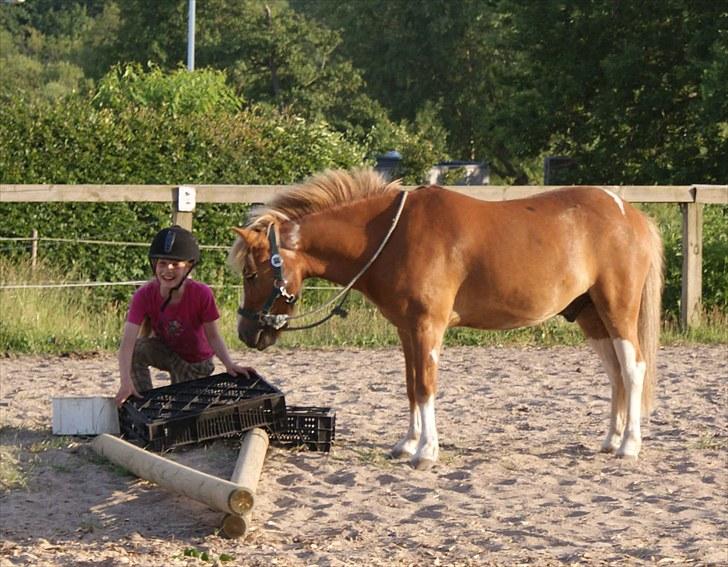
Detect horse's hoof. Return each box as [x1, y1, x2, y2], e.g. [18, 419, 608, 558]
[390, 448, 407, 459]
[616, 438, 641, 459]
[411, 457, 436, 471]
[391, 440, 417, 459]
[600, 444, 616, 454]
[615, 451, 639, 460]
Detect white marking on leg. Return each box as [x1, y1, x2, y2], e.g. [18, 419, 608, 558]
[413, 396, 439, 467]
[588, 339, 625, 452]
[612, 339, 645, 458]
[600, 188, 626, 216]
[429, 348, 439, 365]
[392, 404, 420, 457]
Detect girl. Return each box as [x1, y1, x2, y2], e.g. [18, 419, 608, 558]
[115, 225, 249, 406]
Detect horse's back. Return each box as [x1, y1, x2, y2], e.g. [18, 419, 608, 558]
[407, 185, 653, 250]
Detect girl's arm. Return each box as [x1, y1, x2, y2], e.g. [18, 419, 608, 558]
[115, 321, 142, 407]
[204, 319, 252, 376]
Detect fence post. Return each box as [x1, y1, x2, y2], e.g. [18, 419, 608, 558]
[31, 229, 38, 270]
[173, 185, 196, 231]
[680, 199, 703, 329]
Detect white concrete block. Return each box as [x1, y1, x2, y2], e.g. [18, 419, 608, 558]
[52, 397, 120, 435]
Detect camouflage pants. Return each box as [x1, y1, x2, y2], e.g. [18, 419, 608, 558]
[131, 337, 214, 392]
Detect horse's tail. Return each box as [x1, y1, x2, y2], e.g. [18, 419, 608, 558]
[639, 216, 664, 415]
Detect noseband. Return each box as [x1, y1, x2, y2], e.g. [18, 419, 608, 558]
[237, 225, 297, 330]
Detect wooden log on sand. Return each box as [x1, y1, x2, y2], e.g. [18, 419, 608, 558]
[221, 428, 269, 538]
[91, 434, 252, 516]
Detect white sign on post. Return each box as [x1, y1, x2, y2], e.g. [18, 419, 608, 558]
[177, 185, 197, 212]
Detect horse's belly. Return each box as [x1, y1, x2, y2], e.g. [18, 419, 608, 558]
[452, 285, 581, 330]
[452, 306, 554, 330]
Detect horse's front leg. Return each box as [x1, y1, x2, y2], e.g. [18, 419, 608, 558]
[391, 328, 420, 458]
[409, 322, 444, 470]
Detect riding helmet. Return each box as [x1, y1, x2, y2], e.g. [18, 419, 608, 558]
[148, 225, 200, 264]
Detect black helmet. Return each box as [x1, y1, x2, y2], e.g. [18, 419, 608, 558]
[149, 226, 200, 264]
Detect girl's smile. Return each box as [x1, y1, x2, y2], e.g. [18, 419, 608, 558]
[154, 259, 190, 297]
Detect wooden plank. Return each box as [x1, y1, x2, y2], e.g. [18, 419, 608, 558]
[0, 185, 175, 202]
[680, 202, 703, 329]
[1, 184, 696, 204]
[195, 185, 293, 204]
[433, 185, 694, 203]
[693, 185, 728, 204]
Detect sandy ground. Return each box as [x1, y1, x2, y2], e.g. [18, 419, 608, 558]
[0, 345, 726, 566]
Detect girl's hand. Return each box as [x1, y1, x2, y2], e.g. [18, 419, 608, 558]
[115, 382, 143, 407]
[225, 363, 255, 377]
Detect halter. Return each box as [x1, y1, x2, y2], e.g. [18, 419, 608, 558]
[237, 224, 298, 330]
[237, 190, 409, 332]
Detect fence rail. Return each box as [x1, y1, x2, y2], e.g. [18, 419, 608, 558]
[2, 183, 727, 329]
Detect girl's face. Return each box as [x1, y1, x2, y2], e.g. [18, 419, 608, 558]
[154, 258, 190, 288]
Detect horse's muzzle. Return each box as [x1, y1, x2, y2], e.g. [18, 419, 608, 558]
[239, 325, 278, 351]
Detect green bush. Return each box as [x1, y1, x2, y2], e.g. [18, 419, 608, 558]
[0, 89, 365, 304]
[640, 203, 728, 317]
[92, 63, 243, 115]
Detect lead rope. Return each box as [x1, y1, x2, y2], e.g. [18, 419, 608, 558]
[283, 189, 409, 331]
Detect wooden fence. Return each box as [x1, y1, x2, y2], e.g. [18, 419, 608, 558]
[2, 183, 727, 329]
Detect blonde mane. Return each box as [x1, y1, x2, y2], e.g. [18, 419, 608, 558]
[246, 168, 402, 230]
[229, 168, 402, 271]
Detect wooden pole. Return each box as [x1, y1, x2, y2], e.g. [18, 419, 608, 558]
[221, 428, 269, 538]
[680, 201, 703, 329]
[91, 434, 252, 515]
[173, 185, 195, 231]
[31, 229, 38, 270]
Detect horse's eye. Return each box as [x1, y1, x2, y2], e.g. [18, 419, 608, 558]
[243, 272, 258, 281]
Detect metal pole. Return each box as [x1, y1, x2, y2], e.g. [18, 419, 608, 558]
[187, 0, 196, 71]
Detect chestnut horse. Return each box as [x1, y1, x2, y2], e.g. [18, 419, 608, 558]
[229, 169, 663, 469]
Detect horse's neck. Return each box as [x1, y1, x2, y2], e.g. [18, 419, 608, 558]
[296, 194, 397, 284]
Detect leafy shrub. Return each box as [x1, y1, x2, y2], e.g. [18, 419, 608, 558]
[0, 86, 365, 304]
[92, 63, 243, 116]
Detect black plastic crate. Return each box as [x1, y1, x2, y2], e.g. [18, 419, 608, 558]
[119, 371, 286, 451]
[271, 406, 336, 452]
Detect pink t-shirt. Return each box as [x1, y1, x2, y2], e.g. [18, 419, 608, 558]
[127, 279, 220, 363]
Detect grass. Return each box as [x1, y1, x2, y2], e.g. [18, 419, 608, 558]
[0, 259, 125, 353]
[0, 428, 78, 492]
[0, 444, 26, 491]
[1, 256, 726, 356]
[693, 432, 728, 451]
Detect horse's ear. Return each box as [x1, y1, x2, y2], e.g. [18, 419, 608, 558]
[231, 226, 248, 239]
[230, 226, 257, 248]
[231, 227, 267, 249]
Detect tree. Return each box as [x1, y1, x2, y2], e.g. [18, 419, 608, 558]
[493, 0, 728, 184]
[294, 0, 529, 182]
[0, 0, 99, 100]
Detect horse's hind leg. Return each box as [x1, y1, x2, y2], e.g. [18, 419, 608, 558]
[588, 283, 647, 459]
[391, 327, 421, 459]
[577, 305, 626, 453]
[611, 337, 646, 458]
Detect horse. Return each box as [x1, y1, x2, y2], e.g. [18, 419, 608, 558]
[228, 168, 663, 470]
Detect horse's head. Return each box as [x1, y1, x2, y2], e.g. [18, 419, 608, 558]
[229, 222, 303, 350]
